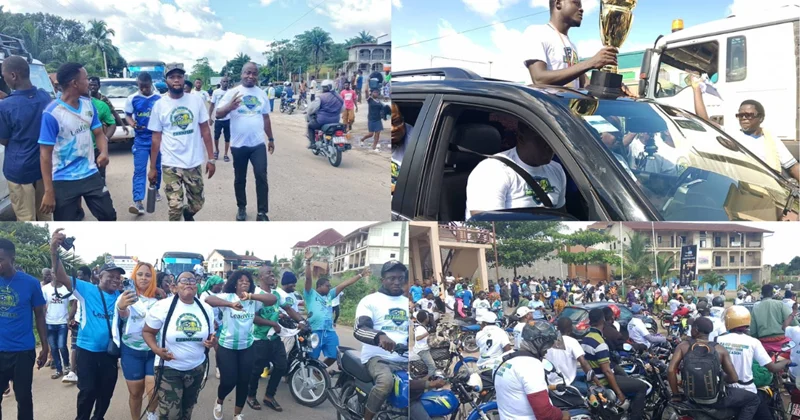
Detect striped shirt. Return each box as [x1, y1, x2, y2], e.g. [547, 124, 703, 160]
[581, 327, 611, 385]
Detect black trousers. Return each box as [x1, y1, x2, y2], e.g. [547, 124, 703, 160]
[0, 350, 35, 420]
[333, 305, 340, 325]
[217, 346, 254, 408]
[75, 348, 118, 420]
[247, 339, 288, 399]
[511, 295, 519, 307]
[53, 172, 116, 221]
[307, 120, 323, 144]
[231, 143, 269, 215]
[614, 376, 648, 420]
[214, 119, 230, 142]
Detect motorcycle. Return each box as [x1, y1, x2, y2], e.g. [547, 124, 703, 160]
[280, 95, 296, 114]
[454, 318, 481, 353]
[285, 319, 330, 407]
[310, 123, 351, 167]
[543, 359, 627, 420]
[410, 337, 477, 379]
[420, 369, 499, 420]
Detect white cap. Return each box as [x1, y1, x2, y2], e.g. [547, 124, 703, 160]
[516, 307, 532, 318]
[477, 311, 498, 324]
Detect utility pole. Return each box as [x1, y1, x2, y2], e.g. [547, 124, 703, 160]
[492, 222, 500, 281]
[398, 221, 407, 264]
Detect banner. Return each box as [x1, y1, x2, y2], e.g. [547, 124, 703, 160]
[696, 250, 713, 270]
[679, 245, 698, 287]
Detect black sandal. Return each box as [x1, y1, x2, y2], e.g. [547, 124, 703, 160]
[262, 397, 282, 412]
[246, 397, 262, 410]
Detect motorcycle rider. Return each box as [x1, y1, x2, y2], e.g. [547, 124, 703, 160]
[751, 284, 797, 352]
[602, 307, 625, 353]
[305, 79, 343, 149]
[476, 311, 512, 371]
[711, 295, 726, 318]
[353, 261, 410, 420]
[667, 317, 760, 420]
[627, 304, 667, 350]
[547, 317, 600, 395]
[494, 321, 572, 420]
[694, 301, 726, 342]
[735, 291, 746, 305]
[513, 307, 534, 349]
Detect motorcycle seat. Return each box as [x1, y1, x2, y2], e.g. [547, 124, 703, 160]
[671, 401, 737, 419]
[454, 317, 476, 326]
[341, 349, 374, 383]
[460, 324, 480, 332]
[321, 123, 345, 133]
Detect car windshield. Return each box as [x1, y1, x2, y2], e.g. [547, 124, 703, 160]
[560, 307, 587, 323]
[100, 80, 138, 98]
[556, 98, 798, 221]
[30, 64, 55, 98]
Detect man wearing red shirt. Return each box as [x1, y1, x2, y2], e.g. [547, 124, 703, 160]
[340, 81, 358, 132]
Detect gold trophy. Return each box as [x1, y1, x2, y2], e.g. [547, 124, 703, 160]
[587, 0, 638, 98]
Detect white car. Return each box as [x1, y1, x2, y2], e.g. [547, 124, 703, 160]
[99, 78, 138, 143]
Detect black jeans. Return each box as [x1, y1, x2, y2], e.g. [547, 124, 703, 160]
[53, 172, 116, 221]
[333, 305, 340, 325]
[231, 143, 268, 215]
[511, 295, 519, 307]
[76, 348, 119, 420]
[214, 119, 230, 142]
[247, 339, 288, 399]
[217, 346, 254, 408]
[614, 376, 648, 420]
[0, 350, 35, 420]
[708, 387, 760, 420]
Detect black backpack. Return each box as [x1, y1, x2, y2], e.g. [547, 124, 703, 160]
[681, 339, 723, 405]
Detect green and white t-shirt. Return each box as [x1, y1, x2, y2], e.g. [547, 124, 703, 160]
[253, 286, 280, 341]
[116, 296, 159, 351]
[274, 287, 301, 337]
[216, 293, 263, 350]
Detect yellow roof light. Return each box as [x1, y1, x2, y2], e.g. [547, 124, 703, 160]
[672, 19, 684, 32]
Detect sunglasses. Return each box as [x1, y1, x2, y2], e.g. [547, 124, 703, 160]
[735, 113, 759, 120]
[177, 278, 198, 285]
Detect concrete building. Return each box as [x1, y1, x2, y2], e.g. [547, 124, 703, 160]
[330, 222, 409, 275]
[588, 222, 772, 289]
[344, 42, 391, 77]
[207, 250, 266, 276]
[291, 228, 344, 258]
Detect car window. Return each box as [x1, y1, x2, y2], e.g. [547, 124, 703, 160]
[558, 98, 798, 221]
[618, 306, 633, 322]
[100, 81, 139, 98]
[655, 41, 719, 99]
[560, 307, 587, 323]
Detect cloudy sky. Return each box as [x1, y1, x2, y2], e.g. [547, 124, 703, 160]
[0, 0, 391, 69]
[32, 221, 374, 265]
[392, 0, 798, 82]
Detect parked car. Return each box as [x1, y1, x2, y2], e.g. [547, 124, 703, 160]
[556, 302, 634, 338]
[99, 78, 138, 143]
[391, 68, 800, 222]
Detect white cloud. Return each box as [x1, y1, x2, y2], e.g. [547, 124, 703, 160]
[530, 0, 599, 15]
[315, 0, 391, 35]
[261, 0, 278, 5]
[462, 0, 521, 17]
[728, 0, 800, 15]
[392, 0, 402, 8]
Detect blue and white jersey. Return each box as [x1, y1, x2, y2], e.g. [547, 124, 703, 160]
[124, 92, 161, 144]
[38, 97, 100, 181]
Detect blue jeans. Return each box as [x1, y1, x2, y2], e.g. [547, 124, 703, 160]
[310, 330, 339, 360]
[47, 324, 69, 372]
[269, 98, 275, 112]
[132, 140, 162, 202]
[120, 343, 155, 381]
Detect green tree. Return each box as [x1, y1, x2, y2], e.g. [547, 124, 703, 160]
[188, 57, 216, 90]
[466, 222, 565, 277]
[86, 19, 116, 77]
[698, 271, 725, 291]
[90, 253, 110, 268]
[220, 53, 251, 83]
[623, 232, 653, 285]
[560, 229, 616, 280]
[296, 27, 333, 79]
[653, 253, 677, 286]
[290, 253, 305, 278]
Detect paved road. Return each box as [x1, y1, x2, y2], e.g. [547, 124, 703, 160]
[86, 106, 391, 221]
[2, 325, 363, 420]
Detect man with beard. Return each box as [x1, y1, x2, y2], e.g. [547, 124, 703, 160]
[49, 229, 124, 420]
[39, 63, 117, 221]
[354, 260, 409, 420]
[273, 271, 308, 356]
[208, 76, 232, 162]
[524, 0, 618, 89]
[147, 63, 216, 221]
[216, 62, 274, 222]
[124, 72, 162, 215]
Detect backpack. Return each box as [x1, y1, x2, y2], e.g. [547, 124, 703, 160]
[681, 339, 722, 405]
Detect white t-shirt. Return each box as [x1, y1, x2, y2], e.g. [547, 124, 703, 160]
[445, 276, 455, 284]
[545, 335, 584, 386]
[309, 80, 317, 95]
[192, 89, 210, 104]
[669, 299, 681, 313]
[331, 291, 343, 307]
[526, 24, 580, 90]
[210, 89, 231, 121]
[495, 356, 549, 420]
[42, 284, 76, 325]
[217, 85, 271, 148]
[783, 326, 800, 379]
[715, 332, 771, 394]
[513, 322, 525, 350]
[147, 93, 210, 169]
[417, 297, 434, 313]
[445, 295, 455, 315]
[145, 297, 214, 371]
[744, 295, 753, 303]
[473, 298, 491, 317]
[476, 325, 510, 369]
[734, 130, 798, 170]
[627, 317, 651, 349]
[355, 292, 409, 364]
[708, 316, 727, 342]
[413, 324, 430, 353]
[466, 147, 566, 220]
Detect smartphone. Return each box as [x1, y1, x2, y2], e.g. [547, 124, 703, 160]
[122, 279, 139, 304]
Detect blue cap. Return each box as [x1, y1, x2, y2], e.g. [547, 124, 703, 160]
[424, 287, 432, 295]
[281, 271, 298, 285]
[631, 304, 643, 314]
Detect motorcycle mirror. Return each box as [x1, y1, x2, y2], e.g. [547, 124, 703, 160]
[542, 359, 555, 373]
[622, 343, 633, 352]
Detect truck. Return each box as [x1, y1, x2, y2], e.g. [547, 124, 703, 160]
[638, 4, 800, 161]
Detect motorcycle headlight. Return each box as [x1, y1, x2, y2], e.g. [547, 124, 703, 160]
[309, 333, 321, 349]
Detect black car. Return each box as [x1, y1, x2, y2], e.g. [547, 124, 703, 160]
[391, 68, 799, 222]
[555, 302, 634, 338]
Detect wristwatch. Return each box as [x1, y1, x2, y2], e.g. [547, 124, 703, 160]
[268, 137, 275, 142]
[208, 158, 216, 165]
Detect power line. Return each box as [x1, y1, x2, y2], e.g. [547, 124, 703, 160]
[394, 10, 549, 49]
[271, 0, 328, 41]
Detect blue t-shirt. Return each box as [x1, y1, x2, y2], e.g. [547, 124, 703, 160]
[0, 271, 46, 351]
[0, 88, 52, 184]
[356, 75, 363, 89]
[410, 285, 423, 303]
[38, 97, 101, 181]
[463, 290, 473, 307]
[304, 288, 337, 332]
[124, 91, 161, 144]
[74, 279, 120, 352]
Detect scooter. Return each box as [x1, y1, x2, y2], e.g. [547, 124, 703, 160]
[310, 123, 350, 167]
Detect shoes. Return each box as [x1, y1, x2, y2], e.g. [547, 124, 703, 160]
[129, 201, 145, 215]
[256, 213, 269, 221]
[261, 368, 269, 378]
[183, 208, 195, 221]
[236, 208, 246, 221]
[62, 371, 78, 383]
[262, 397, 283, 412]
[156, 191, 162, 202]
[215, 368, 220, 379]
[214, 151, 219, 159]
[51, 371, 62, 380]
[234, 415, 244, 420]
[146, 412, 157, 420]
[213, 403, 223, 420]
[224, 155, 230, 162]
[64, 365, 71, 373]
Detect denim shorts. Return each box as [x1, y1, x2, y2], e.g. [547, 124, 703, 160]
[310, 330, 339, 360]
[120, 343, 155, 381]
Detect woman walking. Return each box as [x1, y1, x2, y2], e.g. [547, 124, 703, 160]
[359, 89, 385, 152]
[143, 272, 215, 420]
[204, 270, 277, 420]
[114, 262, 161, 420]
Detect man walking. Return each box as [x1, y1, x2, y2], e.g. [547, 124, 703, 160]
[88, 77, 125, 135]
[124, 72, 162, 215]
[0, 55, 53, 221]
[42, 266, 75, 380]
[0, 238, 49, 418]
[38, 63, 117, 221]
[341, 81, 358, 132]
[147, 63, 216, 221]
[216, 62, 274, 222]
[356, 70, 364, 104]
[208, 76, 231, 162]
[309, 76, 317, 102]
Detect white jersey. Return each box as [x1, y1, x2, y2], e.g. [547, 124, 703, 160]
[355, 292, 409, 364]
[113, 296, 159, 351]
[145, 297, 213, 371]
[476, 325, 510, 369]
[215, 293, 263, 350]
[545, 334, 584, 386]
[42, 284, 75, 325]
[715, 332, 771, 394]
[495, 355, 549, 420]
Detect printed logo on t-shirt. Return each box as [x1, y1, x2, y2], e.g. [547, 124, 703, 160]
[0, 289, 19, 318]
[136, 110, 151, 119]
[382, 308, 408, 333]
[175, 313, 202, 342]
[563, 47, 578, 67]
[231, 311, 255, 321]
[524, 178, 556, 203]
[240, 96, 262, 114]
[169, 107, 195, 132]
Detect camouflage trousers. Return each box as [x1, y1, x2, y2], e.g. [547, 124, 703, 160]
[155, 363, 205, 420]
[162, 165, 205, 221]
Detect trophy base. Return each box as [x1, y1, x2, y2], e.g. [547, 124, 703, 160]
[586, 71, 623, 99]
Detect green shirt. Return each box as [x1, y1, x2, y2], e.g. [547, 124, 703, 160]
[217, 293, 263, 350]
[90, 97, 115, 148]
[750, 298, 797, 339]
[253, 287, 280, 341]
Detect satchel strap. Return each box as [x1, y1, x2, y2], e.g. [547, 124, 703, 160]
[97, 285, 116, 339]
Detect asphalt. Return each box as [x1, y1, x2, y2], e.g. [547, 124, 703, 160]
[1, 324, 362, 420]
[85, 103, 391, 222]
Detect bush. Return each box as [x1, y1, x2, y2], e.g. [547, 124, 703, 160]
[332, 271, 382, 327]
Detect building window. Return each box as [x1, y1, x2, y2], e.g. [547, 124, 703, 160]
[715, 256, 722, 267]
[730, 256, 735, 263]
[714, 237, 721, 247]
[372, 62, 383, 72]
[679, 236, 687, 245]
[390, 253, 396, 258]
[393, 232, 399, 236]
[657, 235, 662, 244]
[371, 49, 385, 60]
[386, 48, 391, 61]
[359, 49, 371, 61]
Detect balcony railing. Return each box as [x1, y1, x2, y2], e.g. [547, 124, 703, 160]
[438, 225, 495, 245]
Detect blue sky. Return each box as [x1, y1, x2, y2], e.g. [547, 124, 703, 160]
[391, 0, 794, 81]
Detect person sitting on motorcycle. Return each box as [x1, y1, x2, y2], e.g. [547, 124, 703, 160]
[547, 317, 601, 395]
[409, 375, 448, 420]
[602, 307, 626, 353]
[609, 304, 622, 332]
[667, 317, 760, 420]
[454, 290, 468, 319]
[283, 81, 293, 102]
[627, 304, 667, 350]
[694, 301, 726, 342]
[472, 290, 491, 318]
[751, 284, 797, 352]
[412, 310, 438, 378]
[668, 293, 682, 313]
[513, 307, 534, 350]
[475, 311, 511, 371]
[716, 305, 790, 419]
[735, 291, 746, 305]
[780, 303, 800, 389]
[354, 260, 410, 420]
[494, 321, 571, 420]
[581, 309, 649, 420]
[305, 79, 343, 149]
[711, 295, 726, 318]
[490, 292, 503, 313]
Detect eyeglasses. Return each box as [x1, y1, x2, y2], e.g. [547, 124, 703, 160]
[384, 275, 407, 283]
[177, 278, 198, 285]
[735, 113, 759, 120]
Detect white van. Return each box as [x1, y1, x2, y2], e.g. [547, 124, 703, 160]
[0, 34, 57, 220]
[639, 5, 800, 161]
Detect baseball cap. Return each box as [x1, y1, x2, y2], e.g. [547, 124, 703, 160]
[516, 306, 532, 318]
[164, 63, 186, 77]
[100, 262, 125, 275]
[381, 260, 408, 277]
[476, 311, 497, 324]
[423, 287, 432, 295]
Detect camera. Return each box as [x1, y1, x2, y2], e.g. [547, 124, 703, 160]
[61, 236, 76, 251]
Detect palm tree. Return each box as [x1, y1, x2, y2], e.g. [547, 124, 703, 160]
[623, 232, 653, 286]
[352, 30, 377, 45]
[699, 271, 725, 292]
[290, 253, 305, 278]
[653, 253, 676, 286]
[86, 19, 116, 77]
[297, 27, 333, 78]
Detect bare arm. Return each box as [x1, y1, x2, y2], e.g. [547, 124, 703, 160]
[692, 84, 719, 128]
[142, 324, 160, 353]
[263, 114, 273, 139]
[150, 132, 162, 170]
[667, 343, 685, 395]
[33, 305, 49, 363]
[253, 314, 282, 330]
[600, 362, 625, 401]
[103, 124, 116, 140]
[247, 292, 277, 306]
[526, 60, 594, 87]
[199, 123, 213, 160]
[783, 309, 797, 331]
[334, 269, 368, 296]
[68, 300, 77, 322]
[50, 230, 73, 292]
[40, 145, 55, 196]
[94, 127, 109, 158]
[282, 305, 304, 322]
[204, 296, 238, 308]
[125, 115, 137, 129]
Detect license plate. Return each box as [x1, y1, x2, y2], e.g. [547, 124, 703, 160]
[791, 403, 800, 417]
[334, 137, 346, 144]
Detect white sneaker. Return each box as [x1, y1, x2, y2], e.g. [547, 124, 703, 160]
[146, 412, 157, 420]
[234, 415, 244, 420]
[215, 367, 220, 379]
[213, 403, 223, 420]
[62, 371, 78, 383]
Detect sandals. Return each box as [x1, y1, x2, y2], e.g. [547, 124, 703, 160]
[51, 371, 62, 380]
[224, 155, 230, 162]
[262, 398, 282, 412]
[246, 397, 262, 410]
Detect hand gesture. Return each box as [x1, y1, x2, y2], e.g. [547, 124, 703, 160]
[96, 152, 109, 168]
[50, 228, 66, 252]
[203, 334, 217, 349]
[155, 288, 166, 299]
[589, 46, 618, 70]
[360, 267, 371, 279]
[304, 248, 313, 260]
[228, 93, 243, 111]
[156, 348, 175, 361]
[228, 300, 244, 311]
[40, 190, 55, 215]
[377, 334, 396, 352]
[117, 290, 137, 310]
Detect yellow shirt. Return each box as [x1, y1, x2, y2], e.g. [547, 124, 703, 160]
[554, 299, 566, 314]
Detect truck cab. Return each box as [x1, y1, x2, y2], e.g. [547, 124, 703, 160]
[639, 5, 800, 162]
